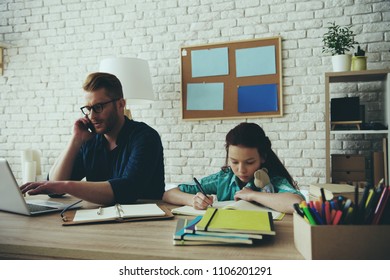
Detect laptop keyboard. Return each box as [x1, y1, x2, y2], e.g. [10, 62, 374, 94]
[27, 203, 57, 212]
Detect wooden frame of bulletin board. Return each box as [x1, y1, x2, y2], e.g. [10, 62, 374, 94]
[180, 37, 283, 120]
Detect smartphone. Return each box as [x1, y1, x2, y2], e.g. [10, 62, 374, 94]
[86, 120, 96, 133]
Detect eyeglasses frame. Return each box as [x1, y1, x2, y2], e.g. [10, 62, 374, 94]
[80, 98, 120, 116]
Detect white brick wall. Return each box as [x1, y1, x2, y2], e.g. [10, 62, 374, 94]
[0, 0, 389, 187]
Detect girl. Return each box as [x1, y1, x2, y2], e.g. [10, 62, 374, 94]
[163, 122, 304, 213]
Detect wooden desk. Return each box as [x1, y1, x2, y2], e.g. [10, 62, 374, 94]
[0, 196, 303, 260]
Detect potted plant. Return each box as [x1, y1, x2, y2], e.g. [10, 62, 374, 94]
[322, 22, 358, 72]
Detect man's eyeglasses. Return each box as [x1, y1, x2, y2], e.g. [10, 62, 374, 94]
[80, 99, 120, 116]
[60, 199, 83, 222]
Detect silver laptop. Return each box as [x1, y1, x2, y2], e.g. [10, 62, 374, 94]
[0, 158, 79, 215]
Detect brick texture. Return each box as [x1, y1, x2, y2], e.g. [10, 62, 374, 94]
[0, 0, 389, 187]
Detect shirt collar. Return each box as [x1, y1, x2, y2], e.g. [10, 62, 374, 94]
[116, 116, 133, 144]
[227, 170, 256, 189]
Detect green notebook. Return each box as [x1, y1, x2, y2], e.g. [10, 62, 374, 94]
[195, 208, 275, 235]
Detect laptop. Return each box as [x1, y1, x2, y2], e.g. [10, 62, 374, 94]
[0, 158, 80, 215]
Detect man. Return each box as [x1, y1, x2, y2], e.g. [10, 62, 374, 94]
[21, 72, 165, 205]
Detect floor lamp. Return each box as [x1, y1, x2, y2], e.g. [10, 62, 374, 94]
[99, 57, 155, 119]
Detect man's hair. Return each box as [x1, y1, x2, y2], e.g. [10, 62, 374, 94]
[83, 72, 123, 99]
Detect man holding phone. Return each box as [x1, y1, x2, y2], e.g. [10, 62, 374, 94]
[20, 72, 165, 205]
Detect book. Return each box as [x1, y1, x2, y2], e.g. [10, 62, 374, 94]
[182, 215, 263, 240]
[173, 216, 202, 239]
[309, 183, 363, 201]
[195, 208, 275, 235]
[173, 240, 228, 246]
[62, 203, 173, 226]
[173, 217, 254, 245]
[171, 200, 284, 220]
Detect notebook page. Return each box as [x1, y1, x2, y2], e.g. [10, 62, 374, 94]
[73, 206, 118, 222]
[119, 204, 165, 218]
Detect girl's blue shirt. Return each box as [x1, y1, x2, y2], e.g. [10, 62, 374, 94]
[179, 168, 304, 201]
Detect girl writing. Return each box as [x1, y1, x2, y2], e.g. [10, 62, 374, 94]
[163, 122, 304, 213]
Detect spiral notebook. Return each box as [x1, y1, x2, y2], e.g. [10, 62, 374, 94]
[62, 203, 173, 226]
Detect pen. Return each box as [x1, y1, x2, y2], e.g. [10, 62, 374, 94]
[343, 207, 354, 224]
[320, 187, 326, 203]
[340, 199, 352, 224]
[293, 203, 305, 217]
[97, 207, 103, 215]
[193, 177, 213, 206]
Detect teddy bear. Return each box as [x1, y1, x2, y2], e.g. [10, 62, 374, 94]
[254, 168, 274, 193]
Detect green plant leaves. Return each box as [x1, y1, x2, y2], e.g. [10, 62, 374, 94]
[322, 22, 358, 55]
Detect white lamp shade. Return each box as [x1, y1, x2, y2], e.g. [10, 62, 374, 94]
[99, 57, 155, 104]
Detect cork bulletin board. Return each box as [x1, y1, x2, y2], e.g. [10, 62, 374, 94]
[180, 37, 283, 120]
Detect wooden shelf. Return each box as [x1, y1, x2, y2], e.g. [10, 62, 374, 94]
[325, 69, 390, 184]
[330, 130, 388, 135]
[325, 69, 390, 83]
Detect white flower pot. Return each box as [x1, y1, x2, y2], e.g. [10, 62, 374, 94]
[331, 54, 352, 72]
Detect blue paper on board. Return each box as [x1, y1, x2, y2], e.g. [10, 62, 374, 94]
[235, 46, 276, 77]
[191, 47, 229, 78]
[238, 84, 278, 113]
[187, 83, 224, 110]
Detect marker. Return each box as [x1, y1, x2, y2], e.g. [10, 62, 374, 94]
[330, 209, 336, 223]
[314, 200, 322, 217]
[332, 210, 343, 225]
[309, 206, 324, 225]
[324, 201, 331, 225]
[300, 201, 316, 225]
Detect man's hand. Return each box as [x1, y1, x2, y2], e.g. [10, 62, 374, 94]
[20, 181, 66, 196]
[73, 117, 95, 143]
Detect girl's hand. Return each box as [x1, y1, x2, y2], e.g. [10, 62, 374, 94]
[234, 187, 254, 202]
[192, 192, 214, 210]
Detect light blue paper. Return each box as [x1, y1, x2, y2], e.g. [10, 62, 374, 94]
[235, 46, 276, 77]
[191, 47, 229, 78]
[187, 83, 224, 110]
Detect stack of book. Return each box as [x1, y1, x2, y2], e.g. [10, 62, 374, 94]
[171, 199, 284, 220]
[173, 208, 275, 246]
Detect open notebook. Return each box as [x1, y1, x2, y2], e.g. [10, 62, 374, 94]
[62, 203, 173, 226]
[171, 200, 284, 220]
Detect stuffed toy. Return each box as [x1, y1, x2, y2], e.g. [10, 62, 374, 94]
[254, 168, 274, 193]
